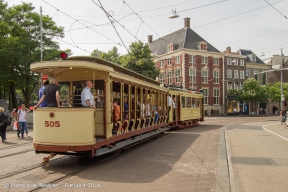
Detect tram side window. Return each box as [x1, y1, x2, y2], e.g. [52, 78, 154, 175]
[72, 81, 85, 107]
[95, 80, 105, 108]
[181, 96, 185, 108]
[186, 97, 191, 108]
[59, 82, 70, 107]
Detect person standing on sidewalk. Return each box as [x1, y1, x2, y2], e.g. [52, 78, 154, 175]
[10, 108, 17, 127]
[0, 107, 10, 142]
[234, 108, 237, 117]
[17, 104, 30, 138]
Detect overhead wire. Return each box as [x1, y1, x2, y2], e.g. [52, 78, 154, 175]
[264, 0, 287, 19]
[54, 37, 92, 54]
[94, 0, 130, 53]
[42, 0, 123, 48]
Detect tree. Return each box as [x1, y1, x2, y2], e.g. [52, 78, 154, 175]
[240, 78, 268, 115]
[120, 41, 159, 79]
[91, 46, 120, 64]
[266, 82, 288, 107]
[0, 1, 64, 108]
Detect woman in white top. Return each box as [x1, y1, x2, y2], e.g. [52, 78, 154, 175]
[17, 104, 30, 138]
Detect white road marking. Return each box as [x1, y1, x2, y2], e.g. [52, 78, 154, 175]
[262, 123, 288, 141]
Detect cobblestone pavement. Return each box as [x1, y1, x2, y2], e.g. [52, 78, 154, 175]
[0, 115, 280, 192]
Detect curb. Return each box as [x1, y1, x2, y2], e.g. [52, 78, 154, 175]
[216, 124, 237, 192]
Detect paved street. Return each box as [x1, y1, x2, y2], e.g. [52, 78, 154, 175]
[0, 115, 285, 192]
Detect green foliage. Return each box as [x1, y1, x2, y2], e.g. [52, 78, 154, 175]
[0, 1, 64, 107]
[266, 82, 288, 104]
[227, 89, 241, 97]
[91, 46, 120, 64]
[120, 41, 159, 79]
[240, 78, 267, 103]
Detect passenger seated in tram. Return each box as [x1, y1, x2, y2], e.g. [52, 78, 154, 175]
[124, 96, 128, 120]
[137, 98, 145, 118]
[112, 98, 120, 133]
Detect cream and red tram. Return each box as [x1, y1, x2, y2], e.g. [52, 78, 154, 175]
[31, 56, 203, 158]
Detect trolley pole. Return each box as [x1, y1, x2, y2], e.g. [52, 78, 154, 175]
[40, 6, 43, 87]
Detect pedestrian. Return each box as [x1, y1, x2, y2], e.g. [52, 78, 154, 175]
[210, 108, 213, 117]
[10, 108, 17, 127]
[38, 80, 50, 107]
[234, 108, 237, 117]
[0, 107, 10, 143]
[34, 77, 61, 108]
[17, 104, 30, 138]
[80, 80, 96, 109]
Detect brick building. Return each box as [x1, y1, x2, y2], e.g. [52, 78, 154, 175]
[148, 18, 224, 115]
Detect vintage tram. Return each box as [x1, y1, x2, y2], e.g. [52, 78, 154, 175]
[31, 56, 204, 160]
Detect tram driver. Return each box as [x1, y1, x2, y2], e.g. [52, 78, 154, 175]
[81, 80, 96, 109]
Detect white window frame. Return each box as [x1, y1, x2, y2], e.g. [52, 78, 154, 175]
[213, 58, 219, 65]
[234, 59, 238, 66]
[234, 82, 239, 90]
[227, 69, 232, 78]
[159, 73, 164, 83]
[189, 68, 196, 82]
[202, 88, 208, 105]
[246, 69, 250, 78]
[201, 70, 208, 83]
[176, 56, 180, 64]
[234, 70, 238, 79]
[254, 69, 258, 75]
[167, 58, 171, 66]
[213, 70, 219, 84]
[227, 58, 232, 65]
[227, 82, 233, 90]
[189, 55, 195, 63]
[213, 89, 220, 104]
[240, 70, 245, 79]
[160, 60, 163, 68]
[240, 60, 244, 66]
[168, 71, 172, 84]
[201, 56, 208, 64]
[175, 69, 181, 83]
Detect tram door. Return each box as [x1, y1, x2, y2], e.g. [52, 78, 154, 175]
[175, 95, 180, 122]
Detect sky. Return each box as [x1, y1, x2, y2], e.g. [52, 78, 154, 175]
[6, 0, 288, 63]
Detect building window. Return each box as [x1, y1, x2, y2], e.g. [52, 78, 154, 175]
[234, 70, 238, 79]
[189, 55, 195, 63]
[159, 73, 164, 83]
[201, 44, 207, 50]
[175, 69, 181, 83]
[168, 71, 172, 84]
[240, 70, 245, 79]
[214, 58, 219, 65]
[240, 60, 244, 66]
[239, 82, 242, 90]
[160, 60, 163, 68]
[189, 68, 196, 82]
[227, 58, 232, 65]
[213, 89, 220, 104]
[254, 70, 258, 80]
[167, 59, 171, 66]
[201, 56, 208, 64]
[176, 56, 180, 64]
[213, 70, 219, 84]
[234, 59, 238, 66]
[263, 73, 266, 84]
[201, 70, 208, 83]
[227, 82, 232, 90]
[202, 88, 208, 104]
[227, 69, 232, 78]
[234, 82, 239, 90]
[246, 69, 250, 79]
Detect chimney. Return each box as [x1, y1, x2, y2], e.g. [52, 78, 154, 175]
[148, 35, 153, 43]
[184, 17, 190, 28]
[226, 46, 231, 53]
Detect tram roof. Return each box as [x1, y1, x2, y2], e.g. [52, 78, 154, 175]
[31, 56, 161, 86]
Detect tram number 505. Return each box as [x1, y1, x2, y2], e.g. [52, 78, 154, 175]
[45, 121, 60, 127]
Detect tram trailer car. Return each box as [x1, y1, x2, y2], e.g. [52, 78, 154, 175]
[31, 56, 204, 160]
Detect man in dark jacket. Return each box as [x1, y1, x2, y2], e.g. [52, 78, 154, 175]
[0, 107, 10, 142]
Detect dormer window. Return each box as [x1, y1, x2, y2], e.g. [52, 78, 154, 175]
[197, 41, 207, 51]
[167, 43, 178, 52]
[248, 54, 256, 62]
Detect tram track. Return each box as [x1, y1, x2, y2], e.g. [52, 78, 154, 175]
[0, 141, 33, 151]
[27, 153, 120, 192]
[0, 149, 34, 159]
[0, 156, 71, 180]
